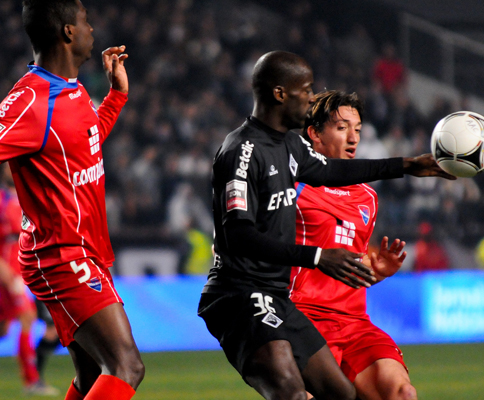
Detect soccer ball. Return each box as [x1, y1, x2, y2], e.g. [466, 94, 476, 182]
[431, 111, 484, 177]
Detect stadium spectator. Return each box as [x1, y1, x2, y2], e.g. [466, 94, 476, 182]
[413, 221, 450, 272]
[372, 42, 407, 95]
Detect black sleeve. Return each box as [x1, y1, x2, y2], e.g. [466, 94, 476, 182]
[319, 157, 405, 187]
[224, 220, 318, 268]
[296, 134, 404, 187]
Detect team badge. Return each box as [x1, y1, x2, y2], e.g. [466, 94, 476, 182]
[89, 99, 99, 118]
[262, 312, 283, 328]
[226, 179, 248, 212]
[289, 154, 298, 176]
[358, 205, 370, 225]
[87, 277, 102, 292]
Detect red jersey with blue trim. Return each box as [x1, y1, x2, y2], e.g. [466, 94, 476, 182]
[289, 182, 378, 318]
[0, 65, 127, 270]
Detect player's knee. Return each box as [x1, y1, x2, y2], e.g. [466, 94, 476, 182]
[267, 373, 307, 400]
[398, 382, 417, 400]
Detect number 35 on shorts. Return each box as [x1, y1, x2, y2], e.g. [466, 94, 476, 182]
[70, 260, 91, 284]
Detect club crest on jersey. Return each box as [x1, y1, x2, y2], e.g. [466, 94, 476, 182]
[89, 99, 99, 118]
[289, 154, 298, 176]
[86, 277, 102, 292]
[358, 205, 370, 225]
[88, 125, 100, 155]
[226, 179, 248, 212]
[262, 312, 283, 328]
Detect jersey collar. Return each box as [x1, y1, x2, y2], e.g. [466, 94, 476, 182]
[28, 64, 79, 88]
[247, 116, 287, 143]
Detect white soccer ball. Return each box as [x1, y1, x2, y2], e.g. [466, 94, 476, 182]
[430, 111, 484, 177]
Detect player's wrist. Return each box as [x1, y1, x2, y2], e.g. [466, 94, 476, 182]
[314, 247, 322, 265]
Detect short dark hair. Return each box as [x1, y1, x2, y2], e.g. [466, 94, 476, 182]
[303, 90, 364, 142]
[22, 0, 79, 53]
[252, 51, 311, 103]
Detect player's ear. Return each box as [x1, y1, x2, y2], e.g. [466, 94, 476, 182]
[62, 24, 74, 44]
[307, 126, 321, 143]
[273, 86, 284, 103]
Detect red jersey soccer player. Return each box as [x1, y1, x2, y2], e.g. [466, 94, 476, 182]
[0, 1, 144, 399]
[290, 91, 418, 400]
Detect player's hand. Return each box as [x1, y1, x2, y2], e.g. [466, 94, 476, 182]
[102, 45, 129, 94]
[368, 237, 406, 282]
[316, 248, 376, 289]
[403, 153, 456, 179]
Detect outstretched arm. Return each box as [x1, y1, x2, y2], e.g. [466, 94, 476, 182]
[403, 153, 456, 179]
[364, 236, 407, 283]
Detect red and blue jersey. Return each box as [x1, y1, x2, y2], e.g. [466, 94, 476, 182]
[0, 65, 127, 271]
[289, 182, 378, 318]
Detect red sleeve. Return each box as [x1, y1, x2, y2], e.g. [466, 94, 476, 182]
[0, 87, 46, 161]
[96, 89, 128, 144]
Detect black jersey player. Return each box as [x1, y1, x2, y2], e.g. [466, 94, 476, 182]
[198, 51, 453, 400]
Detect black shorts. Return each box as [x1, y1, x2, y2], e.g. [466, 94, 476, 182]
[198, 289, 326, 378]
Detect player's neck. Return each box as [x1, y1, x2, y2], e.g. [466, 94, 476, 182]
[34, 49, 81, 80]
[252, 104, 288, 134]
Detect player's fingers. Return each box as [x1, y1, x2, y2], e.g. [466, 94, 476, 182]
[346, 257, 374, 276]
[340, 270, 371, 288]
[380, 236, 389, 252]
[112, 53, 119, 75]
[118, 53, 129, 64]
[102, 45, 126, 56]
[395, 240, 406, 253]
[398, 251, 407, 263]
[331, 273, 361, 289]
[388, 238, 401, 253]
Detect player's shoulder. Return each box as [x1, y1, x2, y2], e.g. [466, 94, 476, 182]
[0, 72, 49, 115]
[218, 121, 260, 155]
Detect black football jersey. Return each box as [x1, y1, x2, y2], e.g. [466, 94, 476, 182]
[204, 117, 403, 293]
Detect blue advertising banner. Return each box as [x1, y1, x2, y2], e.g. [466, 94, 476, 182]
[1, 271, 484, 357]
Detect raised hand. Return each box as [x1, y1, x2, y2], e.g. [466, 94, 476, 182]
[102, 45, 129, 94]
[316, 248, 376, 289]
[369, 236, 407, 281]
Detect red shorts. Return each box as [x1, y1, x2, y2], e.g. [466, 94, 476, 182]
[0, 279, 35, 321]
[21, 258, 122, 346]
[310, 314, 407, 382]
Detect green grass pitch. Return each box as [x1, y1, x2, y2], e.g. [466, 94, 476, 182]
[0, 343, 483, 399]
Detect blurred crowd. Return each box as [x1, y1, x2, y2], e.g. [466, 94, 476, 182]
[1, 0, 484, 273]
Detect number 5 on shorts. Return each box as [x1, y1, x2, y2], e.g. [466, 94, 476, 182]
[70, 260, 91, 284]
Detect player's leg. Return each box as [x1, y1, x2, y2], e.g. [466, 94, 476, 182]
[70, 302, 144, 399]
[36, 324, 60, 379]
[16, 300, 40, 387]
[354, 358, 417, 400]
[244, 340, 308, 400]
[301, 344, 356, 400]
